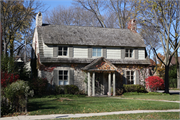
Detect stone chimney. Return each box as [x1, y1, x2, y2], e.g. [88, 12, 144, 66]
[36, 12, 42, 27]
[127, 19, 137, 33]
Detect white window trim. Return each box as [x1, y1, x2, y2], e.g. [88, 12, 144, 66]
[58, 46, 69, 58]
[125, 48, 134, 59]
[126, 70, 135, 85]
[55, 67, 70, 85]
[92, 47, 102, 58]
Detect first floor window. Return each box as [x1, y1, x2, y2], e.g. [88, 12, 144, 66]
[58, 46, 68, 56]
[125, 49, 133, 58]
[126, 71, 134, 84]
[92, 48, 101, 57]
[59, 70, 69, 85]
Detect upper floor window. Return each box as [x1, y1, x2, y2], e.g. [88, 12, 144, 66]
[126, 71, 134, 84]
[125, 49, 133, 58]
[92, 48, 101, 57]
[59, 70, 69, 85]
[58, 46, 68, 56]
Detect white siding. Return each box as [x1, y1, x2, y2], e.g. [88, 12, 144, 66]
[107, 47, 121, 59]
[43, 43, 53, 57]
[73, 46, 88, 58]
[138, 48, 145, 59]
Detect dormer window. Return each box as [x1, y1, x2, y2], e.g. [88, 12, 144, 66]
[92, 48, 101, 57]
[125, 49, 133, 58]
[58, 46, 68, 56]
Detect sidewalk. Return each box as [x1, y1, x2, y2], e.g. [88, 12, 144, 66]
[1, 109, 180, 120]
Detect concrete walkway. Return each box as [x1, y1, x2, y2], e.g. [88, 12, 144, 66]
[1, 109, 180, 120]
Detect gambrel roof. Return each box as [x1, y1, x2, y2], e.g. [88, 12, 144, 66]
[37, 24, 146, 47]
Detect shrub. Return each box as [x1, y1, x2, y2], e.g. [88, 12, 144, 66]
[1, 72, 19, 88]
[54, 85, 65, 94]
[123, 84, 147, 93]
[116, 87, 124, 95]
[145, 76, 164, 91]
[2, 80, 34, 116]
[64, 85, 79, 94]
[29, 77, 48, 96]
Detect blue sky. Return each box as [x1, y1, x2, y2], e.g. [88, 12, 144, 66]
[43, 0, 73, 11]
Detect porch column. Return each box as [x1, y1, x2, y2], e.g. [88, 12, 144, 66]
[88, 72, 91, 96]
[108, 73, 111, 97]
[113, 72, 116, 96]
[92, 72, 95, 96]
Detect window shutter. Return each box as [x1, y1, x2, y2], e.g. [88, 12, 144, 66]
[53, 70, 58, 85]
[69, 46, 73, 57]
[122, 70, 126, 84]
[69, 70, 74, 85]
[136, 70, 139, 84]
[103, 47, 107, 58]
[88, 46, 92, 58]
[135, 48, 138, 59]
[121, 48, 125, 59]
[53, 46, 58, 57]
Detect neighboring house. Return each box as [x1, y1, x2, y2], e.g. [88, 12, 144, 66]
[32, 12, 150, 96]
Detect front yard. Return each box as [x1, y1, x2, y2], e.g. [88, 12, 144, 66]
[27, 94, 180, 115]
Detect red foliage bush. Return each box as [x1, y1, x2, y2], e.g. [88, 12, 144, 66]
[145, 76, 164, 91]
[1, 72, 19, 88]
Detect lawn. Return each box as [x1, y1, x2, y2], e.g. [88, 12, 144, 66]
[119, 92, 180, 101]
[55, 112, 180, 120]
[28, 94, 179, 115]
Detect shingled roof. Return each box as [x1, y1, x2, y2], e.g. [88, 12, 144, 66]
[37, 25, 146, 47]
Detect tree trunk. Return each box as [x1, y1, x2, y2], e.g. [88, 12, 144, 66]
[164, 65, 169, 93]
[175, 50, 180, 88]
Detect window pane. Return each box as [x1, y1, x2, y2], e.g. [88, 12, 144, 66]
[130, 49, 133, 52]
[59, 71, 63, 75]
[64, 47, 67, 50]
[58, 51, 62, 55]
[64, 71, 68, 75]
[64, 76, 68, 80]
[58, 47, 62, 50]
[59, 76, 63, 80]
[92, 52, 96, 56]
[63, 51, 67, 56]
[127, 76, 130, 80]
[92, 48, 96, 52]
[127, 80, 130, 84]
[97, 48, 101, 52]
[64, 81, 69, 85]
[126, 49, 128, 52]
[131, 71, 134, 75]
[131, 76, 134, 80]
[59, 81, 63, 85]
[125, 53, 128, 57]
[127, 71, 130, 75]
[97, 52, 101, 56]
[130, 81, 134, 84]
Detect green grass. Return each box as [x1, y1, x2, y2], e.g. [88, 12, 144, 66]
[28, 94, 179, 115]
[119, 92, 180, 101]
[55, 112, 180, 120]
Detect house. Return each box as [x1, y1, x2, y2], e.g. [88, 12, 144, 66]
[32, 12, 150, 96]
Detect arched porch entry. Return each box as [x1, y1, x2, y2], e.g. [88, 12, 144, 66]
[82, 57, 118, 96]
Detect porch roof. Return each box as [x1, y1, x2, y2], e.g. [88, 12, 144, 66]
[81, 57, 118, 72]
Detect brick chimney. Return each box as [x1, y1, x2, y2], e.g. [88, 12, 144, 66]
[127, 19, 137, 33]
[36, 12, 42, 27]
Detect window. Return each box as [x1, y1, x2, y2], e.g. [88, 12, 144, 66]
[92, 48, 101, 57]
[59, 70, 69, 85]
[125, 49, 133, 58]
[58, 46, 68, 56]
[126, 71, 134, 84]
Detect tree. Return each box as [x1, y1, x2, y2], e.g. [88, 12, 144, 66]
[138, 0, 180, 93]
[1, 0, 46, 57]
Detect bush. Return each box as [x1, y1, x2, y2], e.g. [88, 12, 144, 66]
[64, 85, 79, 94]
[1, 72, 19, 88]
[29, 77, 48, 96]
[2, 80, 34, 116]
[116, 87, 124, 95]
[123, 84, 147, 93]
[145, 76, 164, 91]
[54, 85, 65, 94]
